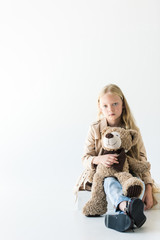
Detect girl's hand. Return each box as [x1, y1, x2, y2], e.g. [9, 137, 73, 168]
[142, 184, 154, 210]
[97, 154, 119, 167]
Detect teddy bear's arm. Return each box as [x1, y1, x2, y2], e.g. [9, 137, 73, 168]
[127, 155, 150, 174]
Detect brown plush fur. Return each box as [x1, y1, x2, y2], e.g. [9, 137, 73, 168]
[83, 127, 150, 216]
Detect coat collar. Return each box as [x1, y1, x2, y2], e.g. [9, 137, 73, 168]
[99, 117, 108, 134]
[94, 117, 108, 139]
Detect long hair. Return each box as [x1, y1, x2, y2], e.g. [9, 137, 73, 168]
[97, 84, 140, 159]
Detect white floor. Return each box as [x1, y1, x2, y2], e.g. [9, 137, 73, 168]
[0, 186, 159, 240]
[0, 202, 159, 240]
[72, 209, 160, 240]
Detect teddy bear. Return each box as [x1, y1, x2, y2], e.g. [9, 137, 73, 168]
[83, 127, 151, 216]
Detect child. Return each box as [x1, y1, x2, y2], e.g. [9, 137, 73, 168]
[75, 84, 155, 232]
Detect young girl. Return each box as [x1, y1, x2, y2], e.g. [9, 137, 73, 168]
[75, 84, 156, 232]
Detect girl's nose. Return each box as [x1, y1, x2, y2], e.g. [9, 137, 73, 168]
[108, 105, 113, 111]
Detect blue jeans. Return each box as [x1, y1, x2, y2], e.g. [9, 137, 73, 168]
[103, 177, 145, 212]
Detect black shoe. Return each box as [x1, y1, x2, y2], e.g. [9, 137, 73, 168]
[105, 213, 134, 232]
[125, 198, 146, 228]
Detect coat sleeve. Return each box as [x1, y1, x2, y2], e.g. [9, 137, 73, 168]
[138, 132, 153, 185]
[81, 124, 98, 170]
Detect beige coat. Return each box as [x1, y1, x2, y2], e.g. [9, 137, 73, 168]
[75, 117, 158, 199]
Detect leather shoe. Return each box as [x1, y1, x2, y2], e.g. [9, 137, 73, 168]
[125, 198, 146, 228]
[105, 213, 134, 232]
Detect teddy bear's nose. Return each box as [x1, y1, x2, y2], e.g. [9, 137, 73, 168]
[105, 133, 113, 139]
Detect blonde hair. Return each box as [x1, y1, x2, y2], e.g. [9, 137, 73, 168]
[97, 84, 140, 159]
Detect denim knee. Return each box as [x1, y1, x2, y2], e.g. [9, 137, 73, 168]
[103, 177, 117, 193]
[103, 177, 121, 196]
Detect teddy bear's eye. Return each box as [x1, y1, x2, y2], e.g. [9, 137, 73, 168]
[112, 132, 120, 137]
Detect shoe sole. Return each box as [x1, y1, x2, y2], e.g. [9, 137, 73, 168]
[129, 198, 146, 228]
[105, 214, 133, 232]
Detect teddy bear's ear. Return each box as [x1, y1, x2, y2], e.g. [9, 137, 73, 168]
[129, 129, 139, 146]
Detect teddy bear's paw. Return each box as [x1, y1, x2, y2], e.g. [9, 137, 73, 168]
[122, 177, 143, 197]
[82, 200, 107, 216]
[127, 185, 142, 198]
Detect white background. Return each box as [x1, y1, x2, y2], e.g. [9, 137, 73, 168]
[0, 0, 160, 239]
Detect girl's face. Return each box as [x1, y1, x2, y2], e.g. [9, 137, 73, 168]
[99, 92, 123, 126]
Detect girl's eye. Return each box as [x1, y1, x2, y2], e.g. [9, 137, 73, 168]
[103, 105, 107, 108]
[113, 103, 118, 106]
